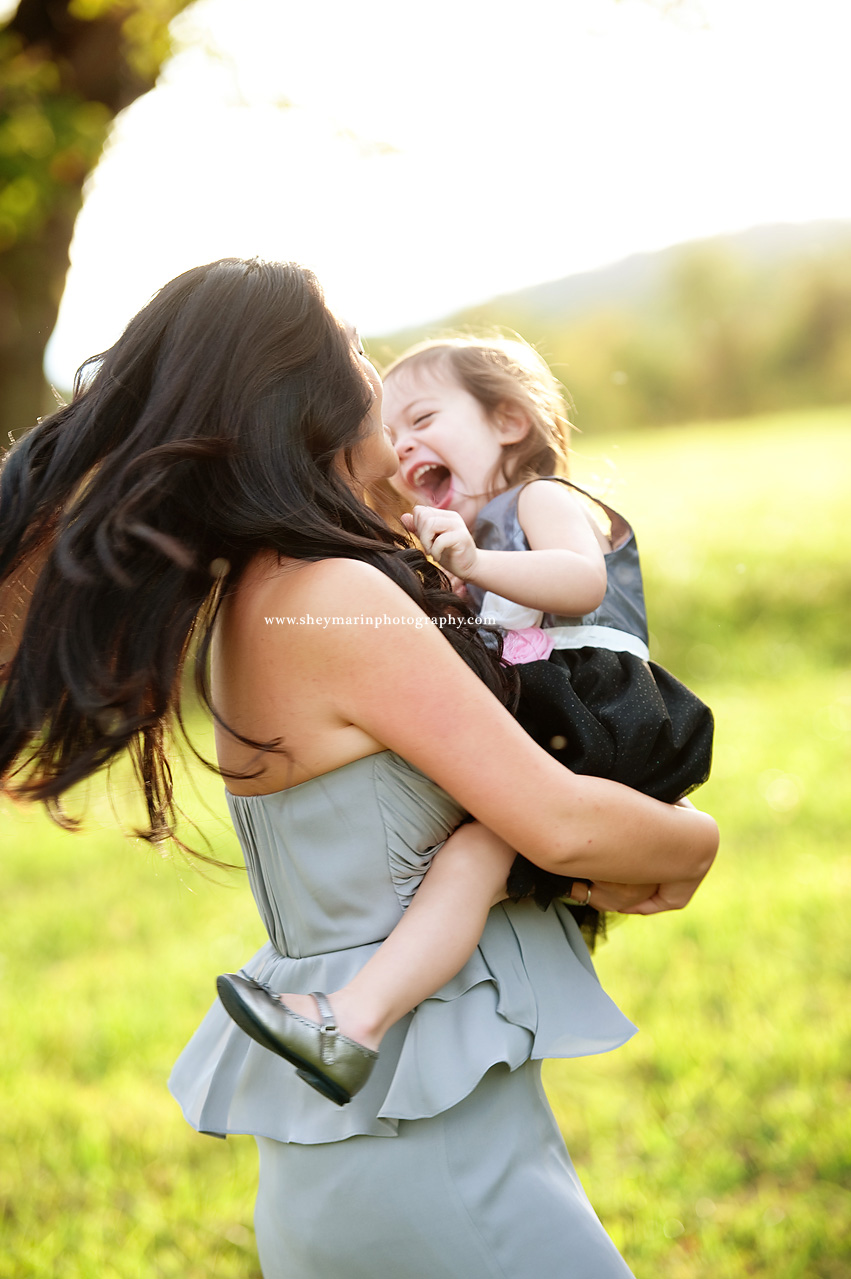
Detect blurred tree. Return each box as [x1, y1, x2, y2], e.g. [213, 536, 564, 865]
[662, 245, 755, 419]
[771, 260, 851, 406]
[0, 0, 192, 442]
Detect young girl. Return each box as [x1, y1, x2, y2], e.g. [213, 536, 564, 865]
[217, 334, 714, 1106]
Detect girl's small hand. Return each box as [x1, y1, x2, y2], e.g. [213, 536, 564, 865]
[401, 506, 479, 580]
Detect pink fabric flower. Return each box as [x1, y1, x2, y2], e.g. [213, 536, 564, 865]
[501, 627, 555, 665]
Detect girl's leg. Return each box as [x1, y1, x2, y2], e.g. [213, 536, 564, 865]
[271, 821, 516, 1049]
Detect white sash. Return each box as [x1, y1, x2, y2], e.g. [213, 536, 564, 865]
[547, 624, 650, 660]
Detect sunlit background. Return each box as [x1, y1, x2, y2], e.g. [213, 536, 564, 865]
[2, 2, 850, 1276]
[36, 0, 851, 385]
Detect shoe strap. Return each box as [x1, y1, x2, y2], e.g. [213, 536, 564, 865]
[310, 992, 337, 1064]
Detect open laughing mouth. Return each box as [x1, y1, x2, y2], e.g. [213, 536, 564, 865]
[407, 461, 453, 507]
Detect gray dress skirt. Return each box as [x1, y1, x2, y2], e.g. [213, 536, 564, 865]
[169, 751, 638, 1278]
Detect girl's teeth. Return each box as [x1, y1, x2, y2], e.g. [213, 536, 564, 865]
[413, 463, 439, 487]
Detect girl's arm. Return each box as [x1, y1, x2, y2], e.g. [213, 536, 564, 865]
[271, 559, 719, 889]
[404, 480, 607, 617]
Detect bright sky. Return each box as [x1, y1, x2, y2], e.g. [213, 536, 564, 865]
[41, 0, 851, 387]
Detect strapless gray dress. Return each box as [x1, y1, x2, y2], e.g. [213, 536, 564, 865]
[169, 751, 638, 1277]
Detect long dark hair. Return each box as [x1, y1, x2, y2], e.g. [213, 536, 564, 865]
[0, 258, 514, 854]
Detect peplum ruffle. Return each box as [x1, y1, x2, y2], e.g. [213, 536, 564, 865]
[169, 752, 636, 1145]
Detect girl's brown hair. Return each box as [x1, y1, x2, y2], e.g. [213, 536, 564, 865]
[382, 335, 573, 496]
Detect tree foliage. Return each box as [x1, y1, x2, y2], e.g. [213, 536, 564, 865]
[0, 0, 192, 442]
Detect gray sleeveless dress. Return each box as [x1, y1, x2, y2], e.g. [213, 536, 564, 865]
[169, 751, 637, 1277]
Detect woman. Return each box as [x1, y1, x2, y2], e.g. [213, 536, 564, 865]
[0, 259, 718, 1277]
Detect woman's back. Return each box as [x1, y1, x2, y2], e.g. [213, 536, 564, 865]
[213, 555, 401, 795]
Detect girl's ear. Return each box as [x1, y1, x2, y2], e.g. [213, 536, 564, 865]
[494, 401, 531, 446]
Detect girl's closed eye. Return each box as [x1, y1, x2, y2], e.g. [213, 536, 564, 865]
[413, 411, 435, 427]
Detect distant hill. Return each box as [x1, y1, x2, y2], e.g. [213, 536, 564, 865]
[370, 219, 851, 429]
[482, 220, 851, 321]
[374, 219, 851, 344]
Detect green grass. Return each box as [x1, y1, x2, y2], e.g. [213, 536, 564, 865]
[2, 406, 850, 1277]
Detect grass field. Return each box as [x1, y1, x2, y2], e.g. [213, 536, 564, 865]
[1, 407, 849, 1277]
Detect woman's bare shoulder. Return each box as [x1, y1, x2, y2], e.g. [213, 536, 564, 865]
[237, 555, 416, 618]
[224, 556, 429, 677]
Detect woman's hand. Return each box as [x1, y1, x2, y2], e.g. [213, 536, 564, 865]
[582, 880, 662, 912]
[591, 877, 708, 915]
[591, 802, 716, 914]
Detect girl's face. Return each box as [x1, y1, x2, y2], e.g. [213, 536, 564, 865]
[383, 363, 519, 528]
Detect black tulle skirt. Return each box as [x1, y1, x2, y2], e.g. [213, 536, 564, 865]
[507, 647, 714, 912]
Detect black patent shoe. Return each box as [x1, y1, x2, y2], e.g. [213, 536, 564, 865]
[216, 973, 378, 1106]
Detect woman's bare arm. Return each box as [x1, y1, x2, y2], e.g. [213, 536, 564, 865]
[258, 560, 718, 888]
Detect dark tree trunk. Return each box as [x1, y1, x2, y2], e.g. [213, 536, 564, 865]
[0, 205, 80, 441]
[0, 0, 188, 444]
